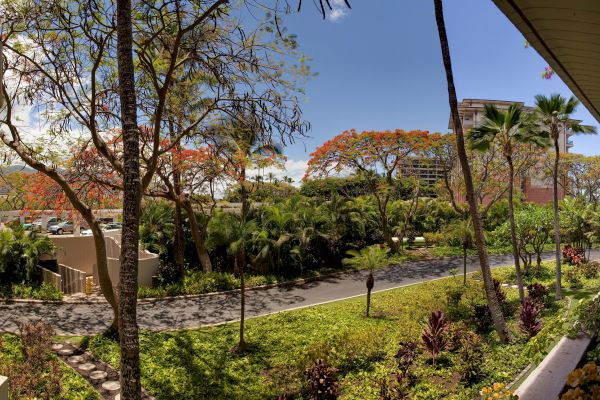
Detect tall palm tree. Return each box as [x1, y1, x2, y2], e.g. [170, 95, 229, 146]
[468, 104, 550, 302]
[534, 94, 596, 300]
[433, 0, 510, 342]
[116, 0, 142, 397]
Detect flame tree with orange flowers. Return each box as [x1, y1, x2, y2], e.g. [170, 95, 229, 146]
[305, 129, 435, 253]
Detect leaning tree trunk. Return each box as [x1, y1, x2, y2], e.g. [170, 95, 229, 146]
[116, 0, 142, 398]
[181, 201, 212, 273]
[507, 156, 525, 303]
[88, 217, 119, 332]
[552, 137, 562, 300]
[434, 0, 510, 342]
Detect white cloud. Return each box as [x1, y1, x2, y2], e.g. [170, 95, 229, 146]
[327, 0, 350, 22]
[249, 159, 309, 187]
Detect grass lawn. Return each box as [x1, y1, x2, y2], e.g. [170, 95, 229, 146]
[0, 334, 98, 400]
[85, 261, 596, 400]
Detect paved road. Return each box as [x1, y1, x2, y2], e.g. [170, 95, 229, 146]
[2, 250, 597, 335]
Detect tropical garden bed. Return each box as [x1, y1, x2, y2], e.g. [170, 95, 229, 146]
[0, 331, 98, 400]
[82, 261, 597, 400]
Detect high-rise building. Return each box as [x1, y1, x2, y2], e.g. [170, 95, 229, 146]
[449, 99, 574, 204]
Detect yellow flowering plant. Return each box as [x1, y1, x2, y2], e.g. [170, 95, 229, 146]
[480, 382, 518, 399]
[561, 362, 600, 400]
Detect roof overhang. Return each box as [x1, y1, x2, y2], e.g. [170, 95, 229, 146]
[492, 0, 600, 123]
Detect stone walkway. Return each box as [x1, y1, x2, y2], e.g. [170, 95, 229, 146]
[1, 250, 598, 335]
[52, 341, 154, 400]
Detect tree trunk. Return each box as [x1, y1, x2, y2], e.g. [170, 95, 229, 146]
[463, 241, 467, 286]
[434, 0, 510, 342]
[116, 0, 142, 398]
[173, 200, 185, 273]
[507, 156, 525, 302]
[88, 217, 118, 332]
[366, 270, 374, 317]
[553, 138, 562, 300]
[172, 145, 185, 275]
[238, 167, 248, 351]
[238, 258, 246, 352]
[181, 201, 212, 273]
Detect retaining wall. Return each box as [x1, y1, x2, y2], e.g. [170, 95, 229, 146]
[0, 375, 7, 400]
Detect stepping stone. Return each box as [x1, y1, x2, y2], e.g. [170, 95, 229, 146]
[78, 362, 96, 373]
[67, 355, 84, 363]
[51, 343, 63, 351]
[102, 380, 120, 392]
[89, 370, 108, 381]
[115, 395, 120, 400]
[58, 348, 74, 356]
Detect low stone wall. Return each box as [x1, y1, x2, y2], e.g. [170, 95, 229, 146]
[38, 266, 61, 291]
[0, 375, 8, 400]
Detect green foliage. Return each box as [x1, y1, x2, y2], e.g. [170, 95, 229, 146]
[560, 197, 599, 254]
[224, 182, 298, 202]
[2, 282, 64, 301]
[491, 204, 553, 274]
[343, 245, 389, 271]
[0, 328, 98, 400]
[90, 268, 570, 399]
[0, 228, 55, 287]
[571, 296, 600, 336]
[300, 176, 372, 199]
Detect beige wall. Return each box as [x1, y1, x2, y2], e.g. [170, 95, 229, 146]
[49, 232, 159, 289]
[50, 236, 98, 275]
[0, 375, 7, 400]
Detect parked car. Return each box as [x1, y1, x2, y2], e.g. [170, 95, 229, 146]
[103, 222, 122, 231]
[80, 222, 122, 236]
[48, 221, 74, 235]
[24, 217, 61, 231]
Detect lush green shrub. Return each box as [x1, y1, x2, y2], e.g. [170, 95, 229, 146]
[301, 328, 387, 374]
[457, 329, 483, 384]
[580, 261, 600, 279]
[9, 282, 63, 301]
[182, 271, 240, 294]
[0, 228, 54, 287]
[526, 283, 550, 307]
[565, 268, 583, 289]
[423, 232, 447, 247]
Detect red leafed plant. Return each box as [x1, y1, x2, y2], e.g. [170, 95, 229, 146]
[519, 297, 543, 338]
[305, 359, 338, 400]
[422, 310, 449, 365]
[563, 245, 585, 266]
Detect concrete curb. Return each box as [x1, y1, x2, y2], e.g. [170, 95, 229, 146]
[513, 292, 598, 399]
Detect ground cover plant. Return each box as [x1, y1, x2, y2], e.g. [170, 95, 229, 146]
[0, 326, 98, 400]
[87, 264, 579, 400]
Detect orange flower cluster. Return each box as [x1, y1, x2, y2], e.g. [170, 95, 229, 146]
[479, 383, 517, 400]
[562, 362, 600, 400]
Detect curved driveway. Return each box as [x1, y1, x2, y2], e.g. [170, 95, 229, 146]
[2, 251, 597, 335]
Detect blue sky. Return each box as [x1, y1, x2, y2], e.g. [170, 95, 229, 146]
[271, 0, 599, 180]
